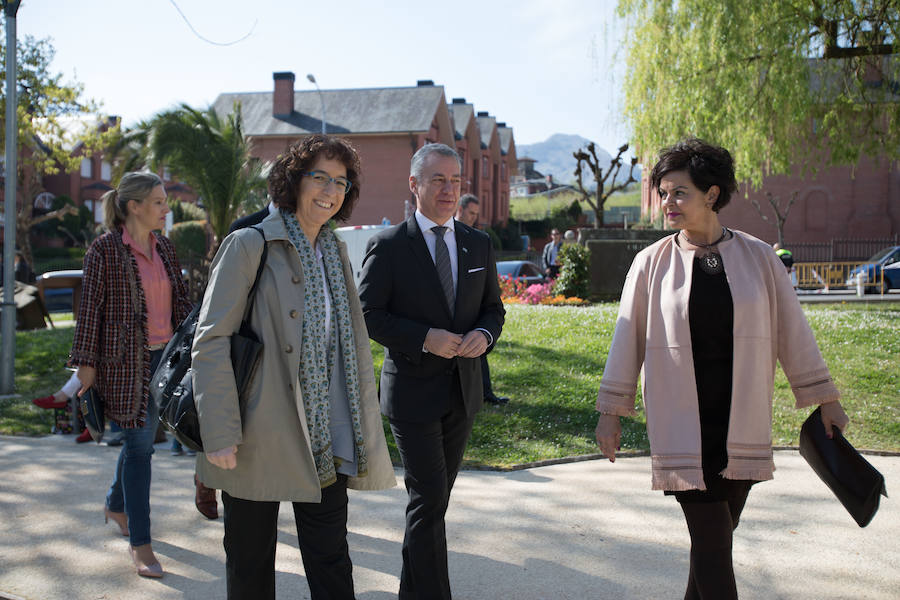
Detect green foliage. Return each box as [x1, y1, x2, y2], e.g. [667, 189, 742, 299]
[553, 243, 591, 299]
[110, 103, 267, 252]
[31, 246, 87, 273]
[618, 0, 900, 186]
[483, 226, 502, 250]
[167, 199, 206, 224]
[149, 103, 266, 250]
[3, 327, 77, 436]
[33, 196, 97, 247]
[0, 35, 117, 259]
[169, 221, 208, 259]
[7, 304, 900, 464]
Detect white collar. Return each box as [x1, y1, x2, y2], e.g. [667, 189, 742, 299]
[415, 210, 455, 234]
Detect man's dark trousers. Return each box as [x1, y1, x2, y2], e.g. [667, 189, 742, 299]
[389, 377, 474, 600]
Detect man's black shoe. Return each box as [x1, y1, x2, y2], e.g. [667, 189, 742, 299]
[484, 395, 510, 405]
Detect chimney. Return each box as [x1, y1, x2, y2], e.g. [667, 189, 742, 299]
[451, 97, 466, 104]
[416, 79, 435, 86]
[497, 122, 507, 127]
[477, 111, 489, 117]
[273, 72, 295, 116]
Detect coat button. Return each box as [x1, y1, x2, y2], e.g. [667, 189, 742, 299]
[285, 345, 293, 353]
[291, 276, 301, 284]
[289, 309, 298, 318]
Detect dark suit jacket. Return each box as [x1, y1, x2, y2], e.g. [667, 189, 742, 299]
[358, 215, 504, 422]
[228, 207, 270, 233]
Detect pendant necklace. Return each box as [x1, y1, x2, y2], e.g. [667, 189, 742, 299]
[681, 227, 728, 275]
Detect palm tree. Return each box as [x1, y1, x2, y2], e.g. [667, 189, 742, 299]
[146, 102, 266, 253]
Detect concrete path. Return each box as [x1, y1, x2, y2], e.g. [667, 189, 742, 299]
[0, 433, 896, 600]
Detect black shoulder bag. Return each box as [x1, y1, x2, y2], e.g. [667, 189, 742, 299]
[152, 226, 268, 451]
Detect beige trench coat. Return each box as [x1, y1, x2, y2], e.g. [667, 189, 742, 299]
[192, 212, 396, 502]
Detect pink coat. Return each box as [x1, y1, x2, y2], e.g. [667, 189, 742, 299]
[597, 230, 840, 491]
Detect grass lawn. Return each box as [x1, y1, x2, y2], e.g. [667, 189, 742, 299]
[509, 188, 640, 221]
[6, 303, 898, 468]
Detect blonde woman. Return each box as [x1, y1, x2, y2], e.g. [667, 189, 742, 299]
[69, 172, 192, 578]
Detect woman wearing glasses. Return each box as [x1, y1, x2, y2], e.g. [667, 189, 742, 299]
[192, 134, 395, 599]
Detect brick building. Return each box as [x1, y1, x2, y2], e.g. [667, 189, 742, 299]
[641, 154, 900, 244]
[213, 73, 516, 227]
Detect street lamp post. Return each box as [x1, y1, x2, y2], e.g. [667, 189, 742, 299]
[306, 73, 326, 135]
[1, 0, 22, 395]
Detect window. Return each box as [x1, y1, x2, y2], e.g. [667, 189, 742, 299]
[163, 167, 172, 181]
[482, 156, 489, 178]
[101, 161, 111, 181]
[80, 157, 93, 178]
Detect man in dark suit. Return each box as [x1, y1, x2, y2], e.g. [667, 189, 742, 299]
[359, 143, 504, 600]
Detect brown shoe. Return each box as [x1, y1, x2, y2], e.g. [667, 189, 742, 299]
[194, 474, 218, 520]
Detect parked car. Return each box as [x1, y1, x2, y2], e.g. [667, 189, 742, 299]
[496, 260, 546, 285]
[845, 246, 900, 293]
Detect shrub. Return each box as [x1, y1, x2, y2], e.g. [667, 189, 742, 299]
[483, 226, 502, 251]
[553, 243, 590, 299]
[168, 200, 206, 223]
[169, 220, 208, 258]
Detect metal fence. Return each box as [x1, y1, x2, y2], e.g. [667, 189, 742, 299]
[790, 235, 899, 262]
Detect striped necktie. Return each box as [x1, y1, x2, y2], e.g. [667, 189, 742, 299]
[431, 225, 455, 315]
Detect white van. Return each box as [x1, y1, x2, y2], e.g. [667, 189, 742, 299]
[335, 224, 391, 287]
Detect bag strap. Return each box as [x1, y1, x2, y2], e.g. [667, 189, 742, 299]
[242, 225, 268, 323]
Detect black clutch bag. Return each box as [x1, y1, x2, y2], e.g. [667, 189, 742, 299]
[799, 407, 888, 527]
[79, 387, 105, 444]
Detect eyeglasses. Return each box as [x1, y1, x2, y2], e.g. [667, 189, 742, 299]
[303, 171, 352, 195]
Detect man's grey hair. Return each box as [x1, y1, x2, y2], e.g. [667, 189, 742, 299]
[410, 143, 461, 179]
[459, 194, 479, 209]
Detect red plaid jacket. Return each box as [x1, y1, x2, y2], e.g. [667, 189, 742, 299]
[69, 230, 192, 427]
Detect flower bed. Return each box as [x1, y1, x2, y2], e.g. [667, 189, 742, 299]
[498, 275, 589, 306]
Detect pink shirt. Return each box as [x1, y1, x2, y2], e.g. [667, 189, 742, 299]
[122, 229, 173, 346]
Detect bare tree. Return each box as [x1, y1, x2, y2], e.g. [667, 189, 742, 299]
[573, 143, 638, 228]
[749, 190, 799, 247]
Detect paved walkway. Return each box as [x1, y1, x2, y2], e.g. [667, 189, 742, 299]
[0, 433, 896, 600]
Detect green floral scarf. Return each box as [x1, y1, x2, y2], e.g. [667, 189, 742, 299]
[282, 210, 368, 487]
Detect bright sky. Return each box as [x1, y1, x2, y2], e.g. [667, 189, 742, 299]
[17, 0, 629, 153]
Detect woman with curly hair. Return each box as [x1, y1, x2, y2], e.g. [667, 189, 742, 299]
[594, 138, 849, 599]
[192, 134, 395, 599]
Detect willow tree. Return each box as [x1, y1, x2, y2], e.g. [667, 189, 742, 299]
[618, 0, 900, 189]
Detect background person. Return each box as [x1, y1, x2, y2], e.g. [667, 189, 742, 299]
[359, 143, 505, 600]
[192, 134, 395, 600]
[455, 194, 509, 405]
[594, 138, 849, 600]
[69, 172, 193, 578]
[542, 229, 563, 278]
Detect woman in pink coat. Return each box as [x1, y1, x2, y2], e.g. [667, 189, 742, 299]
[595, 138, 849, 600]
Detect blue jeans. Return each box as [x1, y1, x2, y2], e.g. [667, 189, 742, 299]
[105, 350, 162, 547]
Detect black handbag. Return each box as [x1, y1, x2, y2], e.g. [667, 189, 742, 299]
[79, 387, 105, 443]
[799, 407, 888, 527]
[152, 226, 268, 451]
